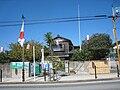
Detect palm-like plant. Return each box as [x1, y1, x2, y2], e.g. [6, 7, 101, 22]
[44, 32, 55, 56]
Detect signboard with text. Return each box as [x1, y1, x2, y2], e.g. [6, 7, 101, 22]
[11, 62, 29, 69]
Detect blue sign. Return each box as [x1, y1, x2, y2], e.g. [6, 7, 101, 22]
[45, 63, 50, 72]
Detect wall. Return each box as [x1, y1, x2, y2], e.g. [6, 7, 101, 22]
[89, 60, 110, 74]
[0, 63, 12, 78]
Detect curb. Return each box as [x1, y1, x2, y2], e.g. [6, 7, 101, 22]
[0, 77, 120, 84]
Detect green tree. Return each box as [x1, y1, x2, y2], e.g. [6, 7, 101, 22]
[9, 43, 22, 61]
[46, 56, 64, 71]
[44, 32, 56, 56]
[72, 33, 112, 61]
[87, 33, 112, 60]
[8, 40, 44, 62]
[72, 49, 90, 61]
[0, 51, 10, 63]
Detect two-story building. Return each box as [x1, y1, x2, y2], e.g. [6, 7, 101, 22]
[51, 35, 78, 61]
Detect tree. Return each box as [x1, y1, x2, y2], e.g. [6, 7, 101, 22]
[0, 51, 10, 63]
[8, 40, 44, 62]
[45, 56, 64, 71]
[86, 33, 112, 60]
[72, 33, 112, 61]
[72, 49, 90, 61]
[44, 32, 56, 56]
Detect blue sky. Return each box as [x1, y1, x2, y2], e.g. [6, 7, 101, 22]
[0, 0, 120, 50]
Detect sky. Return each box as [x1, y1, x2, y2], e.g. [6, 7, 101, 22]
[0, 0, 120, 50]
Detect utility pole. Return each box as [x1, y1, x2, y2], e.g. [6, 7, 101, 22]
[112, 6, 120, 65]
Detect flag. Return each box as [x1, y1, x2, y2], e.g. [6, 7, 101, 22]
[87, 35, 90, 41]
[18, 21, 24, 47]
[0, 47, 4, 52]
[56, 40, 59, 45]
[26, 44, 30, 49]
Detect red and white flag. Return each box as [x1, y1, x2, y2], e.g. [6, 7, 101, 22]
[18, 21, 25, 47]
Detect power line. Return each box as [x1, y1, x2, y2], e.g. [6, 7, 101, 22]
[0, 15, 108, 23]
[0, 15, 112, 27]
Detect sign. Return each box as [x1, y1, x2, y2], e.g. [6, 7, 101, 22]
[31, 64, 40, 75]
[45, 63, 50, 72]
[11, 62, 29, 69]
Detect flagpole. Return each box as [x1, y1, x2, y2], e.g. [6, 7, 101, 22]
[78, 4, 82, 51]
[22, 15, 25, 82]
[33, 46, 36, 81]
[22, 44, 25, 82]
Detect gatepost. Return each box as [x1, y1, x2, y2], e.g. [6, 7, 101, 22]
[0, 70, 2, 82]
[65, 60, 69, 73]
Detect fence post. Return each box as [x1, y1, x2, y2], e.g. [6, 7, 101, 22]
[0, 70, 2, 82]
[117, 64, 119, 77]
[95, 65, 97, 79]
[44, 69, 46, 81]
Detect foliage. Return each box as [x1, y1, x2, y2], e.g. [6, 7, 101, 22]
[53, 61, 64, 71]
[44, 32, 56, 46]
[72, 49, 90, 61]
[85, 33, 112, 60]
[72, 33, 112, 61]
[45, 56, 64, 71]
[0, 51, 10, 63]
[44, 32, 56, 55]
[45, 56, 60, 61]
[8, 40, 46, 62]
[9, 43, 23, 61]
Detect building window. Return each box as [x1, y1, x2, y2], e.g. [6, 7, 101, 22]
[53, 44, 65, 51]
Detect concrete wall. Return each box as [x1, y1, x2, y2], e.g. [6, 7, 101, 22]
[12, 68, 29, 78]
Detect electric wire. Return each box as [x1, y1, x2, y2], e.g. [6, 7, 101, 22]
[0, 15, 108, 23]
[0, 15, 112, 27]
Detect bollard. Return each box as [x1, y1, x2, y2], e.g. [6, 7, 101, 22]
[94, 65, 97, 79]
[49, 68, 52, 81]
[44, 69, 46, 81]
[117, 64, 119, 77]
[0, 70, 2, 82]
[53, 69, 56, 81]
[22, 69, 25, 82]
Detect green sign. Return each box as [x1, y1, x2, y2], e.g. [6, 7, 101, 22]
[11, 62, 29, 69]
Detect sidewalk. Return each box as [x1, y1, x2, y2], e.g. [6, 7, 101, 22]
[1, 73, 119, 83]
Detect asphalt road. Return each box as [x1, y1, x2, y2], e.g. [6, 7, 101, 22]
[0, 80, 120, 90]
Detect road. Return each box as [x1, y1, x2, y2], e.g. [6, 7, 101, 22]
[0, 80, 120, 90]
